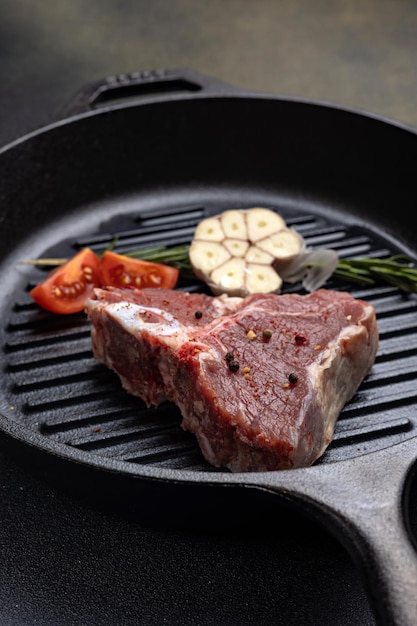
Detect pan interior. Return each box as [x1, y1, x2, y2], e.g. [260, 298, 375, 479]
[0, 186, 416, 475]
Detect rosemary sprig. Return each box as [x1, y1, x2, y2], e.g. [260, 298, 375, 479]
[21, 245, 417, 294]
[125, 247, 417, 294]
[332, 255, 417, 293]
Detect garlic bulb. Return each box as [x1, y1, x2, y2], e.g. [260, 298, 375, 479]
[189, 207, 305, 296]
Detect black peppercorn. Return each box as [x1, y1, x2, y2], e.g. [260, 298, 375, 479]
[194, 310, 203, 319]
[228, 360, 240, 372]
[288, 373, 298, 384]
[294, 333, 307, 345]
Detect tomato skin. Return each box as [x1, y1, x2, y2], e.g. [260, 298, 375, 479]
[99, 251, 179, 290]
[30, 248, 100, 314]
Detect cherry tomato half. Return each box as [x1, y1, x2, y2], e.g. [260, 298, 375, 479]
[30, 248, 100, 314]
[99, 250, 179, 290]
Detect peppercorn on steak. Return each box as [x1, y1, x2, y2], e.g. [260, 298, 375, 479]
[85, 287, 379, 472]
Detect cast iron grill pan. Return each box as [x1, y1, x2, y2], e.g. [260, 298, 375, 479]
[3, 204, 417, 473]
[1, 70, 417, 625]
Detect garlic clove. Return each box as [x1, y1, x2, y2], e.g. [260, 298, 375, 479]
[257, 229, 304, 262]
[246, 263, 283, 294]
[246, 207, 287, 242]
[189, 240, 231, 275]
[210, 258, 247, 295]
[223, 238, 250, 257]
[245, 245, 275, 265]
[220, 210, 248, 240]
[193, 217, 225, 242]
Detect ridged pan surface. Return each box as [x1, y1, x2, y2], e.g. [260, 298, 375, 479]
[2, 200, 417, 474]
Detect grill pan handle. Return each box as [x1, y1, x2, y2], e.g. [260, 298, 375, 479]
[243, 437, 417, 626]
[57, 68, 243, 119]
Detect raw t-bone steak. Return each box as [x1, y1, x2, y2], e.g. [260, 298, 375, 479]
[85, 287, 379, 472]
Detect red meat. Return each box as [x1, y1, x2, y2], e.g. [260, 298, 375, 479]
[85, 287, 379, 472]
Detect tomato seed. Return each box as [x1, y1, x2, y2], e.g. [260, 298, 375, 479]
[83, 266, 94, 282]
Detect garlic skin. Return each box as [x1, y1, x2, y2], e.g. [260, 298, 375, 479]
[189, 207, 305, 297]
[281, 248, 340, 292]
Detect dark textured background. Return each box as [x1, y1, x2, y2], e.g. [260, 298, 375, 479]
[1, 0, 417, 146]
[1, 1, 417, 624]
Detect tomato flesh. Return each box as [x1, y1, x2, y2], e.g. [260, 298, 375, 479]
[30, 248, 100, 314]
[99, 251, 179, 290]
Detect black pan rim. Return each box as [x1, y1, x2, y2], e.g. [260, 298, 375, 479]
[2, 87, 417, 158]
